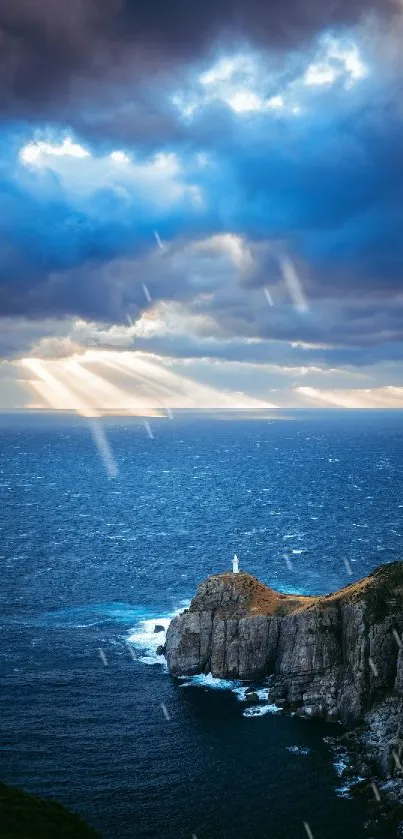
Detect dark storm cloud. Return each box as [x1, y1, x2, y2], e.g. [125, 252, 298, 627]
[1, 85, 403, 339]
[1, 0, 403, 367]
[0, 0, 393, 122]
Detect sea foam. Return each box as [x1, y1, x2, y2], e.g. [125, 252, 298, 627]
[179, 673, 238, 690]
[129, 612, 281, 716]
[243, 704, 281, 717]
[127, 601, 189, 665]
[178, 675, 281, 716]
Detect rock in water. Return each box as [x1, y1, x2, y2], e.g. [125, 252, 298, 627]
[154, 624, 165, 633]
[165, 563, 403, 726]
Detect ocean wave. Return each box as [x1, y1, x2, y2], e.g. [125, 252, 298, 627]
[178, 674, 281, 716]
[334, 772, 365, 799]
[179, 673, 238, 690]
[6, 602, 149, 629]
[126, 601, 189, 665]
[324, 738, 364, 798]
[129, 614, 282, 717]
[286, 745, 311, 756]
[242, 704, 281, 717]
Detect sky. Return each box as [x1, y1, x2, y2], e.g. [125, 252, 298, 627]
[1, 0, 403, 413]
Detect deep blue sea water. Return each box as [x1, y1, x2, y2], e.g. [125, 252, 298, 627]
[1, 410, 403, 838]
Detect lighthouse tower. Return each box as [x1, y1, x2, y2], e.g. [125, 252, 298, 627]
[232, 553, 240, 574]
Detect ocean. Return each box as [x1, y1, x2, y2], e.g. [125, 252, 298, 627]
[1, 410, 403, 838]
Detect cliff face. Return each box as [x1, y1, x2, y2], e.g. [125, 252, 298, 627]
[165, 563, 403, 725]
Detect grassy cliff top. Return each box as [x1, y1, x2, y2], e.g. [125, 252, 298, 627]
[190, 571, 316, 617]
[321, 560, 403, 622]
[190, 562, 403, 621]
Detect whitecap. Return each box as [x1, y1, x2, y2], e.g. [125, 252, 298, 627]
[127, 602, 190, 666]
[232, 686, 271, 702]
[178, 675, 280, 718]
[335, 773, 365, 798]
[126, 618, 169, 666]
[335, 783, 354, 798]
[286, 745, 311, 756]
[179, 673, 237, 690]
[131, 617, 283, 718]
[243, 704, 281, 717]
[325, 739, 365, 798]
[333, 756, 348, 776]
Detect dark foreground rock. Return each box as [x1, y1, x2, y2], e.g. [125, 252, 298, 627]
[0, 780, 99, 838]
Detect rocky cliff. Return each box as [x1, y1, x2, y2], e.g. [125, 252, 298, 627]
[164, 562, 403, 726]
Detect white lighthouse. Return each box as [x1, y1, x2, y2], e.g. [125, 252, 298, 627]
[232, 553, 240, 574]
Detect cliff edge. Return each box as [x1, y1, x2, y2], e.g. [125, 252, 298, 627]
[165, 562, 403, 726]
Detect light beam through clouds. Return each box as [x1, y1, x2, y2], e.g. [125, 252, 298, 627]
[61, 358, 161, 416]
[22, 359, 99, 417]
[297, 386, 403, 408]
[22, 358, 122, 476]
[19, 351, 275, 415]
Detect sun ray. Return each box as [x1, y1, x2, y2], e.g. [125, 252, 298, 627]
[98, 351, 277, 409]
[20, 351, 277, 414]
[59, 359, 163, 416]
[21, 359, 99, 416]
